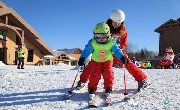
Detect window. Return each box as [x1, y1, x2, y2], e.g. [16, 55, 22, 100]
[0, 29, 6, 40]
[0, 48, 5, 62]
[27, 50, 34, 62]
[16, 35, 21, 45]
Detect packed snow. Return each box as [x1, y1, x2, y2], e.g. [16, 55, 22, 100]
[0, 64, 180, 110]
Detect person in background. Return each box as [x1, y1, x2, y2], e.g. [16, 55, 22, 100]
[131, 56, 141, 68]
[157, 47, 175, 69]
[17, 44, 26, 69]
[131, 57, 137, 64]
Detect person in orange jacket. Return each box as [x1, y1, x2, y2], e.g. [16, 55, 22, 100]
[77, 9, 148, 92]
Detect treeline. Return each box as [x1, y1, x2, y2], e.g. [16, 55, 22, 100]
[125, 42, 159, 61]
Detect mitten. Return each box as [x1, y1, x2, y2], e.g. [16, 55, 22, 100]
[78, 57, 85, 66]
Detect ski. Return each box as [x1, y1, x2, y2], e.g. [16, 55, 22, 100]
[105, 99, 112, 106]
[88, 105, 97, 108]
[88, 101, 97, 108]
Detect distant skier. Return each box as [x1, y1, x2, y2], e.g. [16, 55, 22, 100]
[131, 57, 137, 64]
[78, 22, 128, 107]
[17, 44, 26, 69]
[76, 9, 148, 92]
[157, 47, 175, 69]
[131, 57, 141, 67]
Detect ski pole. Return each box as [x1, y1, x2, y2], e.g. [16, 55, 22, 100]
[123, 64, 128, 95]
[68, 66, 82, 94]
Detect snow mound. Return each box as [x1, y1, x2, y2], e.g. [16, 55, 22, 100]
[0, 61, 5, 66]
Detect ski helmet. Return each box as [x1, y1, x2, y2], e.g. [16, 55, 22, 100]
[110, 9, 125, 23]
[93, 22, 110, 34]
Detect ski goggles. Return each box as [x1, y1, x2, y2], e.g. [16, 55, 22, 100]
[94, 33, 109, 39]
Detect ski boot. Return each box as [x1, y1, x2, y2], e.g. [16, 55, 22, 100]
[76, 80, 85, 90]
[105, 88, 112, 106]
[138, 80, 148, 92]
[88, 89, 97, 108]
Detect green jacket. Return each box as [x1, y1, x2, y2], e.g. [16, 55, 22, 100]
[17, 48, 26, 58]
[91, 39, 113, 62]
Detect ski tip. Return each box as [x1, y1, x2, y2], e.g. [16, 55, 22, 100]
[124, 97, 130, 101]
[88, 105, 97, 108]
[105, 103, 112, 106]
[124, 92, 128, 95]
[67, 91, 73, 94]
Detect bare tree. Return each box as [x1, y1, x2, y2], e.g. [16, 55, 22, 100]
[124, 42, 158, 61]
[125, 42, 137, 54]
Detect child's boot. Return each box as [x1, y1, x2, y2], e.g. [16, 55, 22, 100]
[138, 80, 148, 92]
[105, 88, 112, 106]
[88, 89, 97, 108]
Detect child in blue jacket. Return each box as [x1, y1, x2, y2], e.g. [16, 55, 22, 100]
[78, 22, 128, 106]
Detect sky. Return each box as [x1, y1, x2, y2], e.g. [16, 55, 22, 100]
[3, 0, 180, 52]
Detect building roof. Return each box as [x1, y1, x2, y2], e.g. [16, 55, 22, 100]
[44, 50, 76, 61]
[52, 50, 66, 60]
[155, 18, 180, 33]
[44, 50, 65, 59]
[67, 55, 76, 60]
[57, 48, 82, 54]
[0, 1, 53, 55]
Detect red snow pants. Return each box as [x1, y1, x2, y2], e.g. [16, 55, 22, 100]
[157, 59, 173, 66]
[86, 60, 114, 91]
[80, 60, 114, 91]
[113, 50, 147, 82]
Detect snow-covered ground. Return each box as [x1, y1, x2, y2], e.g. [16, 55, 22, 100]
[0, 61, 5, 66]
[0, 64, 180, 110]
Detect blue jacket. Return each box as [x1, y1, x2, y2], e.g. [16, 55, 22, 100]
[80, 38, 125, 61]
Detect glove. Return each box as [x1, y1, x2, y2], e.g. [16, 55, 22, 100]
[78, 57, 85, 66]
[121, 56, 129, 66]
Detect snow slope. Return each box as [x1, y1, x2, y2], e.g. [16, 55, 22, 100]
[0, 65, 180, 110]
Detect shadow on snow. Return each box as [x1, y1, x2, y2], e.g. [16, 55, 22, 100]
[0, 87, 88, 106]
